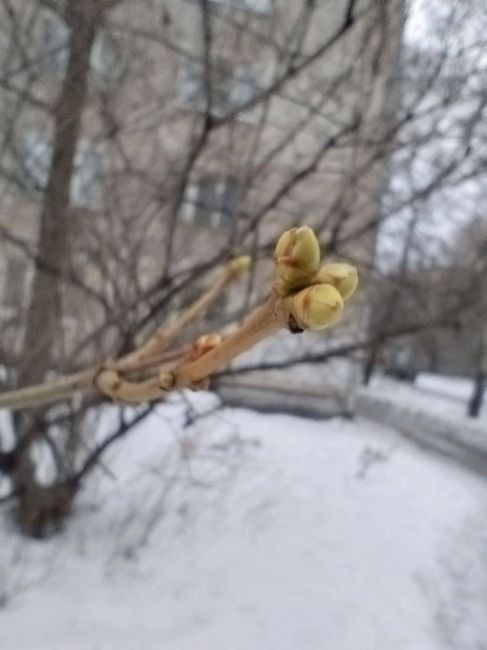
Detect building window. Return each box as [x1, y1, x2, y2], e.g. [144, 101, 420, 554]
[18, 130, 102, 207]
[232, 66, 260, 108]
[18, 131, 52, 192]
[183, 179, 240, 229]
[70, 143, 103, 206]
[180, 61, 259, 118]
[180, 61, 206, 111]
[90, 32, 123, 90]
[39, 14, 70, 74]
[210, 0, 272, 14]
[219, 180, 240, 228]
[39, 13, 121, 88]
[1, 257, 26, 314]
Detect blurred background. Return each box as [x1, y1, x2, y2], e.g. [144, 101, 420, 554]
[0, 0, 486, 648]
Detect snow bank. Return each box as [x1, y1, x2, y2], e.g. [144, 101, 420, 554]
[416, 373, 485, 404]
[1, 403, 486, 650]
[356, 375, 487, 472]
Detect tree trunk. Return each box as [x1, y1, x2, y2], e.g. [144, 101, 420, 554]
[362, 347, 378, 385]
[468, 327, 487, 419]
[428, 345, 439, 373]
[19, 2, 98, 385]
[13, 1, 100, 537]
[468, 372, 485, 419]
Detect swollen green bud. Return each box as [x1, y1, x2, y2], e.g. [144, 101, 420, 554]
[314, 263, 358, 301]
[274, 226, 321, 295]
[274, 226, 321, 270]
[287, 283, 344, 331]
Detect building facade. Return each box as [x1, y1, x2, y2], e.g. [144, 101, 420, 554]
[0, 0, 404, 369]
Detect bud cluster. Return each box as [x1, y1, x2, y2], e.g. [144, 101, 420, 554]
[274, 226, 358, 331]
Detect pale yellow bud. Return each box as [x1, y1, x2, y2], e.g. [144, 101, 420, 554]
[287, 283, 344, 331]
[314, 263, 358, 301]
[274, 226, 321, 295]
[274, 226, 321, 270]
[274, 228, 294, 260]
[229, 255, 251, 277]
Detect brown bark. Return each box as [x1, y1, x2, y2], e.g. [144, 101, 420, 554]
[13, 1, 102, 537]
[19, 1, 99, 385]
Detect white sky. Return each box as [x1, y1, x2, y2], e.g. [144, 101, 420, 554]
[377, 0, 487, 269]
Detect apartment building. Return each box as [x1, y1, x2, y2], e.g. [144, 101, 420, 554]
[0, 0, 404, 365]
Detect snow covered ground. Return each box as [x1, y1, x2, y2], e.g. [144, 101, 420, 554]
[366, 372, 487, 425]
[417, 373, 486, 408]
[1, 397, 487, 650]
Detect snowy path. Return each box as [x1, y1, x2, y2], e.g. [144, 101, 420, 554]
[1, 405, 486, 650]
[367, 373, 487, 425]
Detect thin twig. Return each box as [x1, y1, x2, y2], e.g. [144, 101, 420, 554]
[0, 257, 250, 411]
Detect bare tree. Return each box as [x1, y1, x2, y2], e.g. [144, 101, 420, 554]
[0, 0, 486, 535]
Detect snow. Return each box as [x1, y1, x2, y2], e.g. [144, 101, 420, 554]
[366, 373, 487, 426]
[416, 373, 486, 406]
[1, 399, 487, 650]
